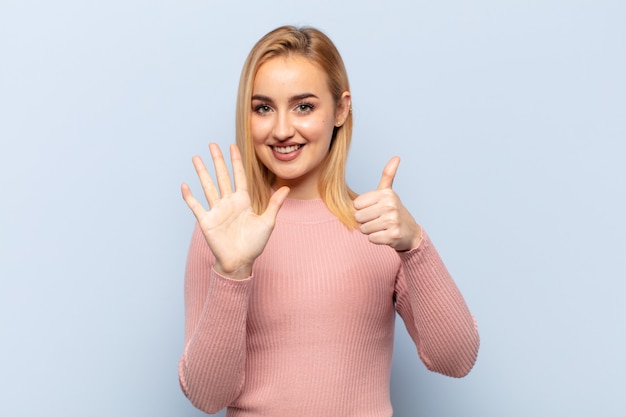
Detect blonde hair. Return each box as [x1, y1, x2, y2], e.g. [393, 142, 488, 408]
[235, 25, 358, 228]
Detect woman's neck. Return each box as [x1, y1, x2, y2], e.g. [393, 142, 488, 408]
[272, 176, 321, 200]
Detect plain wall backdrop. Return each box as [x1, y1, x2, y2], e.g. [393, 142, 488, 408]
[1, 1, 625, 416]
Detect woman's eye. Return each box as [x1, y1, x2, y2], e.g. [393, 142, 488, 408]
[254, 104, 272, 114]
[295, 103, 314, 113]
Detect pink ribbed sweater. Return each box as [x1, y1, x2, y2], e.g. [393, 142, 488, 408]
[179, 198, 479, 417]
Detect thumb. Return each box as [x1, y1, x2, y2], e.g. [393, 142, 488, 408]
[377, 157, 400, 190]
[261, 186, 291, 223]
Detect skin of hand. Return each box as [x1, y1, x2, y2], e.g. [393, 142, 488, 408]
[181, 143, 290, 279]
[353, 157, 423, 252]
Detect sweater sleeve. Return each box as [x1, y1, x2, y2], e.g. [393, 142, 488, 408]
[178, 223, 250, 413]
[394, 231, 480, 378]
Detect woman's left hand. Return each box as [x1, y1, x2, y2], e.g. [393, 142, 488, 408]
[354, 157, 422, 252]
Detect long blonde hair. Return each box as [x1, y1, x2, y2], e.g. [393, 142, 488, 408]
[235, 26, 358, 228]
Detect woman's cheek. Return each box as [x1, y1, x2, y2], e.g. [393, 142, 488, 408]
[294, 117, 330, 141]
[251, 118, 272, 144]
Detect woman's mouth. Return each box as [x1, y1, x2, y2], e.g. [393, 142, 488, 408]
[271, 144, 304, 161]
[272, 144, 303, 154]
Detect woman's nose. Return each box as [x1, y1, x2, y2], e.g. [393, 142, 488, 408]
[272, 112, 295, 141]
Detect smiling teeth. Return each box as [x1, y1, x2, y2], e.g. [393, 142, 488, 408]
[273, 144, 302, 154]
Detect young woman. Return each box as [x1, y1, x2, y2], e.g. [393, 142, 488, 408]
[179, 26, 479, 417]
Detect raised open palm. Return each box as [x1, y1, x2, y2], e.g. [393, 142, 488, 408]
[181, 143, 290, 279]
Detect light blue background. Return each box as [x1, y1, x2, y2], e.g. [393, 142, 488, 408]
[1, 1, 625, 416]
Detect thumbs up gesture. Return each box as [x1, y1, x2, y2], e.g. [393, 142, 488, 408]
[354, 157, 422, 252]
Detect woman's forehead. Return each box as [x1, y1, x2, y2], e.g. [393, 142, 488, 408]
[253, 56, 330, 96]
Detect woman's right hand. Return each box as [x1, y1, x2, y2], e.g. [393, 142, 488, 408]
[181, 143, 290, 279]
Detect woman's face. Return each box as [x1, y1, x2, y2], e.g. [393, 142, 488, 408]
[250, 55, 350, 199]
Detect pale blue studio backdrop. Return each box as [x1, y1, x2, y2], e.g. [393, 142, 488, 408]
[1, 1, 625, 416]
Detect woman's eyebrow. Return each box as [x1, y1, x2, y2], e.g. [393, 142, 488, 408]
[251, 93, 319, 104]
[251, 94, 274, 103]
[289, 93, 318, 102]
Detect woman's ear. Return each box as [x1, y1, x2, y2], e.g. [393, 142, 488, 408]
[335, 91, 352, 127]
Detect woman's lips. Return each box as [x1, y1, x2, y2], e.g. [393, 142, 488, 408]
[271, 144, 304, 161]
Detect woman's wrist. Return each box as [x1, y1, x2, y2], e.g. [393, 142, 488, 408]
[214, 261, 253, 280]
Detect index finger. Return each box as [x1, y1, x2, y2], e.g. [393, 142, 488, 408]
[377, 157, 400, 190]
[209, 142, 233, 195]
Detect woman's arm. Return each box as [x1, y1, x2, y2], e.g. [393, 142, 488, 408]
[178, 224, 251, 413]
[354, 157, 479, 377]
[178, 143, 289, 412]
[394, 233, 479, 377]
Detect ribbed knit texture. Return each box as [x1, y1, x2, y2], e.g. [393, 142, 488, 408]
[179, 198, 479, 417]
